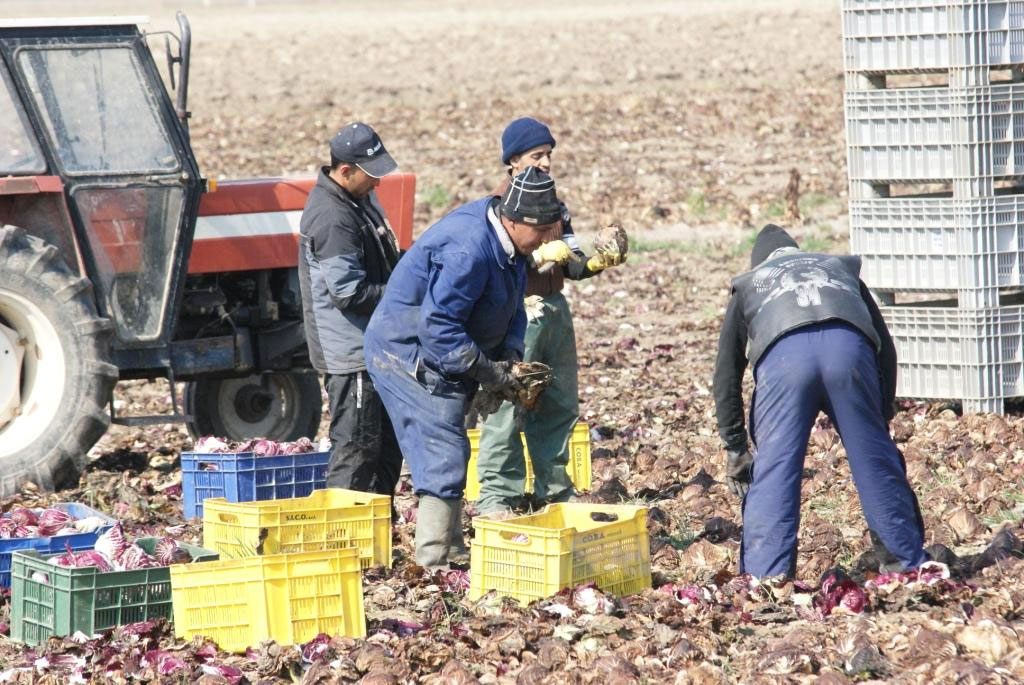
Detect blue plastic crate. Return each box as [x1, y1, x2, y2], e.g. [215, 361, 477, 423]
[0, 503, 115, 588]
[180, 451, 330, 519]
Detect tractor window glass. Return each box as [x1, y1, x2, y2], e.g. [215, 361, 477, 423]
[0, 61, 45, 174]
[73, 185, 184, 342]
[17, 47, 178, 175]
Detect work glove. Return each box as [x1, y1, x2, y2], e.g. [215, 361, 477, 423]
[467, 357, 521, 401]
[524, 294, 545, 322]
[498, 347, 523, 363]
[725, 449, 753, 499]
[585, 251, 627, 272]
[588, 224, 629, 272]
[532, 240, 580, 268]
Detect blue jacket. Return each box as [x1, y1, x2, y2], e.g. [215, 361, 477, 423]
[364, 196, 527, 381]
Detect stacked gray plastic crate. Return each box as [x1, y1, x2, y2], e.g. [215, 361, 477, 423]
[843, 0, 1024, 413]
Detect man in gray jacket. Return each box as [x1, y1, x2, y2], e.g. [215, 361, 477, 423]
[298, 122, 402, 499]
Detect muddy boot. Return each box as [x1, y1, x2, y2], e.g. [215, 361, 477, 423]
[449, 500, 470, 565]
[415, 495, 459, 570]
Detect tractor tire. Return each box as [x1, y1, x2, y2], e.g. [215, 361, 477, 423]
[0, 225, 117, 496]
[184, 372, 321, 442]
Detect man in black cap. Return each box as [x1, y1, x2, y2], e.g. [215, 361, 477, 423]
[298, 122, 403, 502]
[363, 166, 562, 570]
[713, 224, 927, 578]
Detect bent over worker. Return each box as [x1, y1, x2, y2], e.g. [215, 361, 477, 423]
[713, 224, 927, 578]
[298, 122, 402, 500]
[364, 167, 562, 569]
[475, 117, 626, 516]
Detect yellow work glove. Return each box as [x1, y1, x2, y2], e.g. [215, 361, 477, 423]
[524, 295, 545, 321]
[589, 224, 629, 272]
[586, 251, 627, 272]
[532, 240, 580, 267]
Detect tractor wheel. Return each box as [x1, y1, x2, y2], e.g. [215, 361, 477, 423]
[0, 226, 117, 496]
[183, 372, 321, 442]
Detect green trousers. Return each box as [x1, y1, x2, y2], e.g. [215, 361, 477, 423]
[476, 292, 578, 513]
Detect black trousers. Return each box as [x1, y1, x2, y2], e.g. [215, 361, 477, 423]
[324, 371, 402, 497]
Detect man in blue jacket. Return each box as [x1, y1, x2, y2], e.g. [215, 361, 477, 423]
[713, 224, 927, 578]
[364, 167, 562, 569]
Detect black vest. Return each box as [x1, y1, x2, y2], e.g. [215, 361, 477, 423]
[732, 252, 880, 368]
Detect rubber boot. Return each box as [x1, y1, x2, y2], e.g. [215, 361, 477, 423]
[415, 495, 458, 570]
[449, 499, 470, 565]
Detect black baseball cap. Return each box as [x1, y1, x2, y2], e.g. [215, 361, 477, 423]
[329, 122, 398, 178]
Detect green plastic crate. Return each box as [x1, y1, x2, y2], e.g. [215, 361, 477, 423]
[10, 537, 217, 646]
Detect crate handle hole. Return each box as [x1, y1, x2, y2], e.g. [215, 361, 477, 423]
[217, 513, 240, 523]
[199, 463, 219, 471]
[499, 531, 531, 544]
[590, 512, 618, 522]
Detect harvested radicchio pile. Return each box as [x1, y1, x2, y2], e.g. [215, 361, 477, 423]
[46, 523, 192, 574]
[118, 544, 159, 570]
[8, 507, 38, 527]
[36, 508, 73, 536]
[94, 522, 129, 562]
[154, 536, 192, 565]
[50, 544, 114, 571]
[193, 435, 317, 456]
[0, 507, 97, 539]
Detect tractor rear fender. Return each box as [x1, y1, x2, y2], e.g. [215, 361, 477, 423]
[189, 173, 416, 274]
[0, 175, 88, 280]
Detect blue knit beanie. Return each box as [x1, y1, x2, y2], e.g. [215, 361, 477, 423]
[501, 117, 557, 165]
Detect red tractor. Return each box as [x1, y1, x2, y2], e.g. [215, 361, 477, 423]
[0, 14, 415, 495]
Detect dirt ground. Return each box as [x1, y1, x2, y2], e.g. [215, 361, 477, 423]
[2, 1, 1024, 683]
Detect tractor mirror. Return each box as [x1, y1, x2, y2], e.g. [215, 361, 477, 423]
[158, 11, 193, 132]
[164, 34, 179, 90]
[174, 11, 192, 130]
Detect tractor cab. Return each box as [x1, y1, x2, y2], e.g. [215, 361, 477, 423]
[0, 15, 202, 358]
[0, 15, 202, 493]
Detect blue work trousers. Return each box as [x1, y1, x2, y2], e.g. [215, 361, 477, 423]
[741, 321, 927, 577]
[367, 353, 471, 500]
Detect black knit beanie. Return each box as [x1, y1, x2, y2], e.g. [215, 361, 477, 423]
[499, 166, 562, 225]
[750, 224, 799, 268]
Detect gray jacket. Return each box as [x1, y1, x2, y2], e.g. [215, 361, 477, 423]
[298, 168, 400, 374]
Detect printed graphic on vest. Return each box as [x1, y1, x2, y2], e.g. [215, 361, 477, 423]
[753, 256, 858, 314]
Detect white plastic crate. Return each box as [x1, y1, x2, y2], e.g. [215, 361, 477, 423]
[881, 301, 1024, 412]
[845, 84, 1024, 182]
[851, 193, 1024, 300]
[842, 0, 1024, 74]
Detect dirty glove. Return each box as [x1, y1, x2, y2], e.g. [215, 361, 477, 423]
[524, 294, 545, 322]
[467, 357, 521, 401]
[588, 224, 629, 272]
[532, 240, 580, 267]
[498, 347, 523, 363]
[585, 251, 626, 272]
[725, 449, 753, 499]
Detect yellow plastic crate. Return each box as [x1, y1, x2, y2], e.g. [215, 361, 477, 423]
[465, 421, 592, 500]
[468, 503, 651, 604]
[170, 548, 364, 653]
[202, 488, 391, 568]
